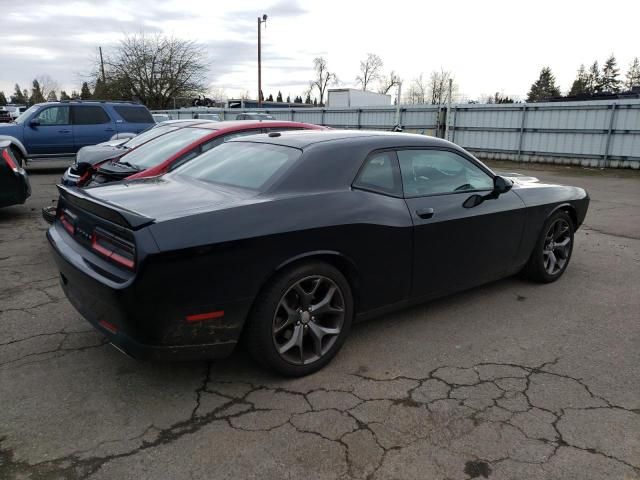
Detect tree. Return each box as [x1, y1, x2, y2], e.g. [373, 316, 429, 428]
[95, 32, 208, 108]
[47, 91, 58, 102]
[309, 57, 336, 106]
[80, 82, 92, 100]
[405, 73, 427, 104]
[428, 69, 457, 105]
[60, 91, 71, 101]
[378, 70, 401, 94]
[304, 92, 312, 104]
[601, 54, 621, 93]
[92, 78, 107, 99]
[493, 92, 514, 104]
[526, 67, 560, 102]
[626, 57, 640, 90]
[586, 61, 602, 94]
[22, 89, 29, 104]
[356, 53, 383, 91]
[276, 91, 283, 102]
[569, 64, 589, 96]
[35, 75, 58, 102]
[267, 93, 274, 102]
[313, 98, 318, 106]
[71, 90, 80, 99]
[0, 91, 6, 106]
[286, 95, 291, 103]
[29, 80, 46, 104]
[10, 84, 26, 104]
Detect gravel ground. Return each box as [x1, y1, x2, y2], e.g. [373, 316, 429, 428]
[0, 160, 638, 480]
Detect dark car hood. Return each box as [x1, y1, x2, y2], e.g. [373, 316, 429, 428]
[76, 145, 129, 166]
[83, 175, 258, 221]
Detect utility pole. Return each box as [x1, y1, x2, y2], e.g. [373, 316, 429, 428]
[444, 78, 453, 140]
[257, 14, 268, 107]
[99, 46, 106, 83]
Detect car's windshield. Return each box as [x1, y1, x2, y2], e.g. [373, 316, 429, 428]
[123, 125, 179, 149]
[14, 105, 39, 124]
[119, 127, 213, 170]
[174, 141, 301, 191]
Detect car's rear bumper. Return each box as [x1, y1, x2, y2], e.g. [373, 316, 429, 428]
[0, 168, 31, 208]
[47, 226, 241, 361]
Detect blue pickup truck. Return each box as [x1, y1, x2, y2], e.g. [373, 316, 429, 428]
[0, 101, 155, 165]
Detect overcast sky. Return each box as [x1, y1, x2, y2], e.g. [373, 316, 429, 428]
[0, 0, 638, 102]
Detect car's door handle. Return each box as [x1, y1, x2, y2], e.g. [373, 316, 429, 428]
[416, 207, 435, 219]
[58, 129, 71, 133]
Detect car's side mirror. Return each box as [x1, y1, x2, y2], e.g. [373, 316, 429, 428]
[493, 175, 513, 195]
[29, 119, 40, 127]
[463, 176, 514, 209]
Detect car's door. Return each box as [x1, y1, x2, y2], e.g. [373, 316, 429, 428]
[22, 106, 73, 155]
[398, 148, 526, 299]
[71, 105, 115, 150]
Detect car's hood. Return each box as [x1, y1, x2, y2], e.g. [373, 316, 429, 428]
[76, 145, 128, 166]
[495, 171, 540, 185]
[82, 174, 257, 221]
[0, 123, 20, 134]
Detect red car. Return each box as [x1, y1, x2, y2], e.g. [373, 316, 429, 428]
[81, 121, 325, 187]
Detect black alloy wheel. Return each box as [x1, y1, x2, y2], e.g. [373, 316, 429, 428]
[246, 262, 353, 376]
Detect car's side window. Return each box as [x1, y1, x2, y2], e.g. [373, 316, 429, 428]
[201, 130, 261, 153]
[397, 149, 493, 197]
[73, 106, 111, 125]
[353, 151, 402, 196]
[36, 106, 70, 125]
[169, 149, 201, 171]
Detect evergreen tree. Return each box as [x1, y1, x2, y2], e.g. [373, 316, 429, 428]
[92, 78, 108, 99]
[0, 91, 7, 106]
[22, 89, 29, 104]
[601, 54, 621, 93]
[29, 80, 46, 104]
[47, 91, 58, 102]
[313, 98, 318, 106]
[71, 91, 80, 99]
[294, 95, 303, 104]
[569, 64, 590, 96]
[80, 82, 92, 100]
[586, 61, 602, 94]
[276, 91, 283, 102]
[60, 91, 71, 101]
[286, 95, 291, 103]
[304, 92, 312, 104]
[10, 84, 26, 104]
[526, 67, 561, 102]
[625, 57, 640, 90]
[267, 93, 274, 102]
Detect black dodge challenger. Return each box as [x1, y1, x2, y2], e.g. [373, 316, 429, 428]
[47, 130, 589, 376]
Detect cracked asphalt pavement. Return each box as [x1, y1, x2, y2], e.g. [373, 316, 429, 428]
[1, 162, 639, 479]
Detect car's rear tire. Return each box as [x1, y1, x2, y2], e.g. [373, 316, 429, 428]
[42, 205, 56, 224]
[522, 210, 574, 283]
[245, 261, 353, 377]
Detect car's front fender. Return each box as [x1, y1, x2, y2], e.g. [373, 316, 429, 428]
[0, 134, 27, 157]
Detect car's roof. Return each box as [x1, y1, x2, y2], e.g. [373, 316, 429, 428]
[193, 120, 320, 131]
[229, 129, 452, 149]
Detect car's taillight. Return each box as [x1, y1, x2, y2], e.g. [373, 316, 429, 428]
[59, 208, 76, 236]
[2, 149, 18, 172]
[91, 228, 135, 270]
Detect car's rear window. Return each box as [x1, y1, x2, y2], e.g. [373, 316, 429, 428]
[113, 106, 153, 123]
[124, 125, 179, 149]
[174, 142, 300, 191]
[120, 127, 212, 170]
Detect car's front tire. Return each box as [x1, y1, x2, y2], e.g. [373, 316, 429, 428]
[522, 210, 575, 283]
[246, 261, 353, 376]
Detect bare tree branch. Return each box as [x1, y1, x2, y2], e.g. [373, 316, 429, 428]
[309, 57, 337, 106]
[356, 53, 383, 91]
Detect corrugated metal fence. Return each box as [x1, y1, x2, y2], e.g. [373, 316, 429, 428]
[153, 99, 640, 168]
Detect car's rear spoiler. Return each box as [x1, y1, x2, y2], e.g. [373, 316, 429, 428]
[57, 184, 155, 230]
